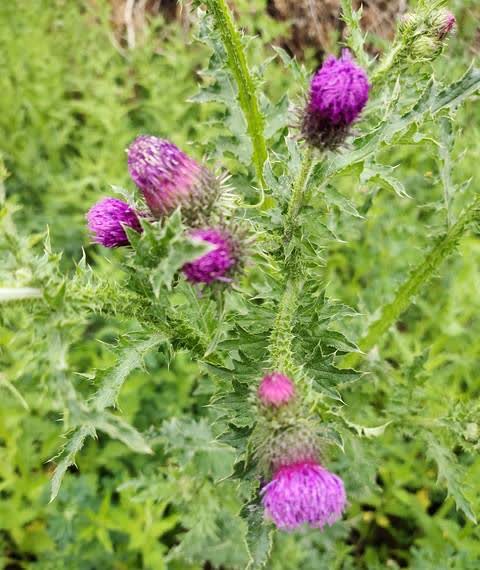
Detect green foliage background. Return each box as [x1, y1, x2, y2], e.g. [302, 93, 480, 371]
[0, 1, 479, 568]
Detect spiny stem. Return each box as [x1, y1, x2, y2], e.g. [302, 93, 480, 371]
[269, 149, 315, 372]
[269, 277, 301, 374]
[284, 146, 314, 244]
[344, 194, 480, 368]
[207, 0, 267, 189]
[370, 42, 406, 87]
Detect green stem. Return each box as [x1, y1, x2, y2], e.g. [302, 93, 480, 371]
[284, 146, 314, 243]
[344, 195, 480, 368]
[370, 42, 406, 87]
[269, 277, 301, 374]
[269, 149, 315, 372]
[206, 0, 267, 189]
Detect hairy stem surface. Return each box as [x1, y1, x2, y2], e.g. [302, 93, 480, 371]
[207, 0, 267, 189]
[269, 148, 315, 373]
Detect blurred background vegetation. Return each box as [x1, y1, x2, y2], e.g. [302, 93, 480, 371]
[1, 1, 479, 568]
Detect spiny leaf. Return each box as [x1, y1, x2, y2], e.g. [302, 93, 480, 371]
[340, 0, 370, 69]
[425, 434, 477, 523]
[340, 416, 392, 439]
[322, 185, 364, 218]
[92, 334, 166, 411]
[50, 334, 164, 500]
[90, 411, 153, 455]
[242, 502, 273, 570]
[309, 359, 363, 389]
[344, 194, 480, 367]
[361, 162, 410, 198]
[50, 425, 95, 502]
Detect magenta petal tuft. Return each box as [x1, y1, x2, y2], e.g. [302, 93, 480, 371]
[258, 373, 295, 407]
[127, 135, 204, 218]
[262, 462, 346, 531]
[182, 228, 236, 284]
[86, 197, 142, 248]
[303, 50, 369, 149]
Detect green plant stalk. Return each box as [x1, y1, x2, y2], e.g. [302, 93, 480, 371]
[269, 149, 315, 373]
[269, 277, 302, 374]
[370, 42, 407, 87]
[206, 0, 267, 189]
[284, 146, 314, 243]
[344, 195, 480, 368]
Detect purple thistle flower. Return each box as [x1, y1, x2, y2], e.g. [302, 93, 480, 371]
[86, 197, 142, 248]
[302, 50, 369, 149]
[182, 228, 237, 284]
[258, 372, 295, 407]
[127, 135, 217, 221]
[261, 461, 346, 531]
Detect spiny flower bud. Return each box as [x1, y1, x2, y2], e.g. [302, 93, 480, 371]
[302, 50, 369, 150]
[432, 9, 456, 40]
[261, 461, 346, 531]
[86, 197, 142, 248]
[182, 227, 242, 285]
[398, 12, 422, 35]
[127, 135, 219, 223]
[256, 420, 319, 474]
[411, 35, 443, 61]
[258, 373, 295, 407]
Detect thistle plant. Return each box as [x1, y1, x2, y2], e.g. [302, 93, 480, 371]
[1, 0, 480, 567]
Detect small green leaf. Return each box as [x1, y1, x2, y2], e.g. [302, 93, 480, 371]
[91, 411, 153, 455]
[340, 417, 392, 438]
[151, 235, 212, 295]
[93, 334, 165, 411]
[361, 162, 410, 198]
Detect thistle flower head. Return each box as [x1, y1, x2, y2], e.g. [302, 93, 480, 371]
[398, 12, 422, 35]
[261, 461, 346, 531]
[258, 372, 295, 407]
[433, 9, 456, 40]
[127, 135, 219, 222]
[402, 9, 456, 62]
[302, 50, 369, 150]
[411, 35, 443, 61]
[182, 227, 240, 284]
[86, 197, 142, 248]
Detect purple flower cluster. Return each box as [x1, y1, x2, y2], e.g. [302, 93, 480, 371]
[86, 197, 142, 248]
[182, 228, 236, 284]
[262, 462, 346, 531]
[302, 50, 369, 149]
[85, 135, 244, 285]
[256, 370, 347, 531]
